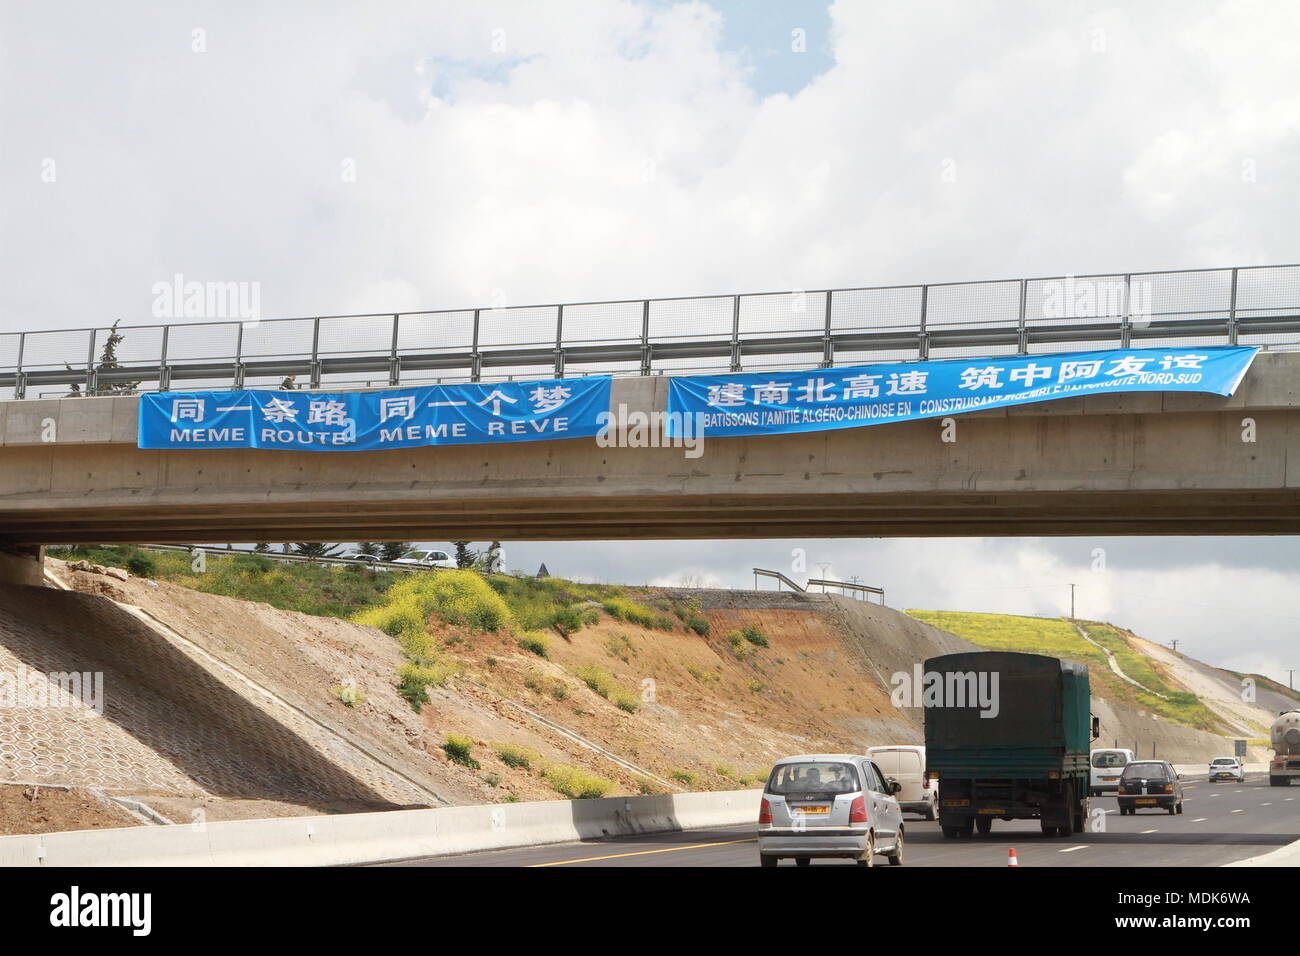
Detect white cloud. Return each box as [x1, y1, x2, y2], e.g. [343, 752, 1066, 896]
[4, 0, 1297, 331]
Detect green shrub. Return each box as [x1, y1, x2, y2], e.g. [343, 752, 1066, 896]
[443, 733, 480, 769]
[517, 632, 551, 658]
[126, 554, 156, 577]
[605, 634, 635, 661]
[573, 664, 617, 699]
[354, 569, 512, 636]
[686, 666, 719, 685]
[396, 661, 452, 712]
[493, 742, 538, 770]
[601, 596, 672, 630]
[612, 689, 640, 713]
[686, 615, 710, 637]
[669, 769, 696, 786]
[549, 605, 586, 638]
[331, 681, 364, 707]
[741, 626, 769, 647]
[634, 775, 667, 795]
[543, 764, 615, 799]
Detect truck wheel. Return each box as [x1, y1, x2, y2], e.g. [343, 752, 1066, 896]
[760, 854, 778, 868]
[924, 802, 937, 821]
[976, 816, 993, 835]
[795, 857, 810, 867]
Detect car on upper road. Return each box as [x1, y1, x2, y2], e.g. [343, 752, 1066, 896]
[1089, 747, 1135, 795]
[336, 550, 383, 565]
[1208, 756, 1245, 783]
[392, 549, 455, 569]
[866, 745, 936, 820]
[1116, 759, 1184, 815]
[757, 753, 905, 867]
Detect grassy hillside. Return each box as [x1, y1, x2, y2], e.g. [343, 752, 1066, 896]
[50, 545, 394, 618]
[906, 610, 1219, 731]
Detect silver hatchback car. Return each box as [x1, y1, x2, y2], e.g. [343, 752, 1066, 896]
[758, 754, 905, 867]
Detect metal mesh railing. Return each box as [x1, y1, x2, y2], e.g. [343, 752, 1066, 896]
[5, 263, 1299, 399]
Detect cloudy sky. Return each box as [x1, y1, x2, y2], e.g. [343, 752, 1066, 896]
[3, 1, 1298, 681]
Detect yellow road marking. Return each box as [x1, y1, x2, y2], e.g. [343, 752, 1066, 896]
[525, 837, 756, 867]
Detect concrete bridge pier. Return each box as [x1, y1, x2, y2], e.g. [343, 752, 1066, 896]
[0, 545, 44, 587]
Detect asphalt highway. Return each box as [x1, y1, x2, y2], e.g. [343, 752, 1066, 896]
[390, 772, 1298, 867]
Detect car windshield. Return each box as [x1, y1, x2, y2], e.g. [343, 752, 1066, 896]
[1121, 763, 1169, 780]
[1092, 751, 1128, 768]
[1212, 758, 1237, 765]
[767, 761, 860, 796]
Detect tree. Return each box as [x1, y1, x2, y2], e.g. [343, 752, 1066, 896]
[476, 541, 503, 574]
[66, 320, 141, 396]
[453, 541, 477, 569]
[253, 542, 271, 553]
[293, 542, 339, 560]
[356, 542, 381, 557]
[379, 542, 409, 562]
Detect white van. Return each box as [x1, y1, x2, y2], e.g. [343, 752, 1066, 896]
[1090, 748, 1135, 795]
[865, 745, 935, 820]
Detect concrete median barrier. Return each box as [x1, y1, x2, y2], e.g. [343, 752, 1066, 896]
[0, 789, 762, 867]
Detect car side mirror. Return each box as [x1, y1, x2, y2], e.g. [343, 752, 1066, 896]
[888, 779, 902, 795]
[1090, 715, 1100, 740]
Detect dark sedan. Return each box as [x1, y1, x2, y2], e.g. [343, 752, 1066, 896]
[1116, 760, 1184, 815]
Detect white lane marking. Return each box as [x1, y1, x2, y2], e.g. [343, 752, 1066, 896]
[1141, 828, 1158, 833]
[1059, 845, 1088, 853]
[1261, 802, 1272, 806]
[1231, 809, 1243, 813]
[1192, 817, 1207, 822]
[1209, 793, 1221, 797]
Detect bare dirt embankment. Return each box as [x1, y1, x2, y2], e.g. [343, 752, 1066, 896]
[0, 559, 1251, 834]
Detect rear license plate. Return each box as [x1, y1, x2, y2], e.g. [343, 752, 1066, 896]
[1102, 776, 1118, 782]
[795, 805, 830, 814]
[1215, 773, 1232, 778]
[1136, 798, 1157, 804]
[943, 799, 970, 807]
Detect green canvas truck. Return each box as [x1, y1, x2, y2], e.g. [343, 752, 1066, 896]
[924, 651, 1098, 838]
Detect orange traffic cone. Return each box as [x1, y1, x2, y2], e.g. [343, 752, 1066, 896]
[1008, 848, 1019, 867]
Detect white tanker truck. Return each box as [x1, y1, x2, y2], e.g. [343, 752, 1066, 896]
[1270, 708, 1300, 787]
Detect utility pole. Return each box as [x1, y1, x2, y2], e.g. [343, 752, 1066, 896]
[1170, 639, 1181, 653]
[1068, 583, 1076, 620]
[1288, 669, 1295, 690]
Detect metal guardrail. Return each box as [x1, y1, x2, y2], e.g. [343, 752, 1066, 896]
[752, 567, 805, 592]
[4, 263, 1299, 398]
[805, 577, 885, 604]
[137, 543, 433, 572]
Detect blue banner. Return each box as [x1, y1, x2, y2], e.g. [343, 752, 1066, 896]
[667, 346, 1257, 438]
[139, 377, 612, 450]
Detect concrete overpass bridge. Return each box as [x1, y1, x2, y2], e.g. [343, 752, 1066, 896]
[2, 350, 1299, 586]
